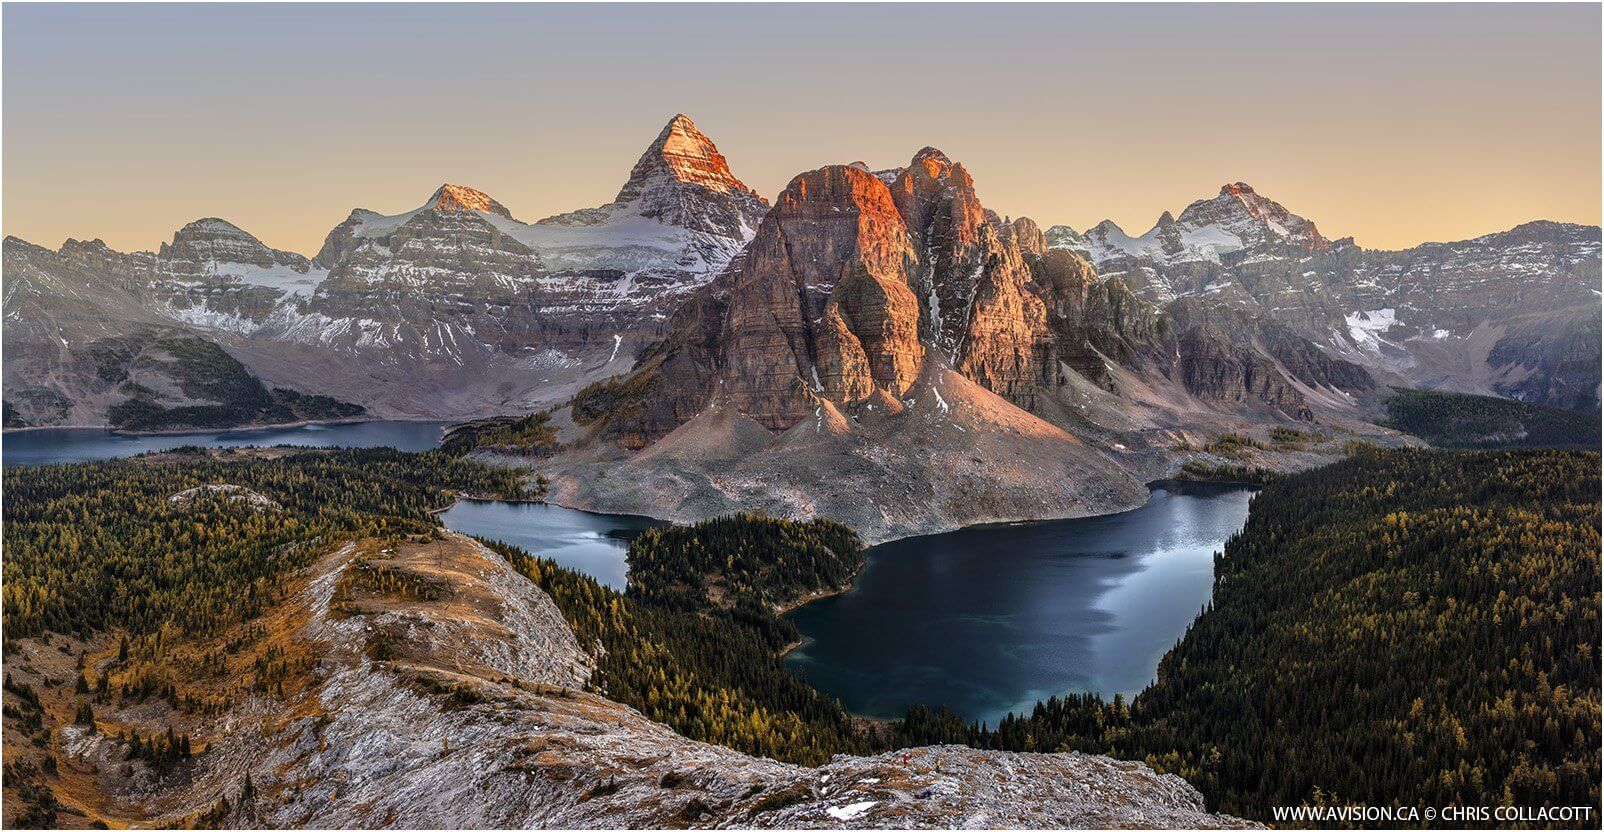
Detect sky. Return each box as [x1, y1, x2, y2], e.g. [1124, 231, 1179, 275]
[4, 3, 1600, 255]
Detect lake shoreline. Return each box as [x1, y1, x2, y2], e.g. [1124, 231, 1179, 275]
[780, 483, 1259, 724]
[3, 419, 454, 467]
[768, 479, 1263, 622]
[4, 416, 452, 442]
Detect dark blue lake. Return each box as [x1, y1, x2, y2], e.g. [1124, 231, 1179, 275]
[431, 483, 1254, 725]
[1, 420, 451, 467]
[784, 483, 1254, 724]
[5, 416, 1250, 724]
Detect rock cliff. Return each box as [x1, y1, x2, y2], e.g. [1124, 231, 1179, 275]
[545, 149, 1382, 540]
[574, 150, 1373, 450]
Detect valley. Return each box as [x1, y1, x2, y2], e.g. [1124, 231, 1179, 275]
[0, 449, 1252, 828]
[3, 438, 1596, 828]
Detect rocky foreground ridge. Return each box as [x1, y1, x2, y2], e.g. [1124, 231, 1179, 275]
[14, 532, 1251, 829]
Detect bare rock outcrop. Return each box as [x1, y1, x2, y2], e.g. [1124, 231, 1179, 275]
[43, 532, 1252, 829]
[887, 148, 1048, 406]
[722, 164, 924, 429]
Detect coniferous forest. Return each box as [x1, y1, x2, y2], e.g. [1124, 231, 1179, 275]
[1384, 388, 1602, 450]
[894, 448, 1602, 820]
[2, 445, 1598, 825]
[486, 536, 873, 765]
[2, 448, 527, 640]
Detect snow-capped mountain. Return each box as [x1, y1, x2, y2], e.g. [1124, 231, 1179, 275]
[309, 115, 768, 312]
[543, 149, 1386, 542]
[535, 113, 769, 274]
[1077, 183, 1327, 278]
[150, 218, 324, 299]
[2, 115, 772, 424]
[1053, 185, 1601, 408]
[5, 123, 1597, 429]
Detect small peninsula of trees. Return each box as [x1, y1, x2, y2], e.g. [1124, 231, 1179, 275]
[625, 514, 865, 612]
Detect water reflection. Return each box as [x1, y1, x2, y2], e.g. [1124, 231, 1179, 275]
[438, 499, 658, 590]
[785, 483, 1254, 724]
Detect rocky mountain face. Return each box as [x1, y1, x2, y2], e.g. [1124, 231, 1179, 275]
[1057, 187, 1601, 408]
[539, 113, 770, 272]
[546, 150, 1379, 541]
[6, 121, 1589, 437]
[578, 153, 1373, 445]
[0, 235, 359, 427]
[2, 115, 771, 425]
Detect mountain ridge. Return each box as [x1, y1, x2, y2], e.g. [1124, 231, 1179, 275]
[4, 122, 1596, 439]
[1049, 183, 1601, 409]
[2, 115, 777, 425]
[531, 149, 1392, 542]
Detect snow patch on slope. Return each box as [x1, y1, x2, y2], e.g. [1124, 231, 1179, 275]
[1345, 308, 1398, 352]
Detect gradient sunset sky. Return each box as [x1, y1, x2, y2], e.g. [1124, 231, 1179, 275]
[4, 3, 1599, 254]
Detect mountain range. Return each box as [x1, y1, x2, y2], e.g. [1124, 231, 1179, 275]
[4, 114, 1598, 536]
[4, 115, 766, 426]
[1056, 184, 1600, 409]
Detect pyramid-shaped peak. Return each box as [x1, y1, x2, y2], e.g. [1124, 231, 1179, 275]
[615, 114, 764, 203]
[428, 184, 512, 219]
[913, 147, 951, 163]
[648, 114, 717, 158]
[1176, 181, 1329, 251]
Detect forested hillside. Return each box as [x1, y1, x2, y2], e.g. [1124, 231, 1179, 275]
[5, 445, 1597, 824]
[1384, 388, 1600, 449]
[92, 331, 364, 431]
[1, 449, 527, 640]
[896, 448, 1602, 822]
[439, 411, 560, 456]
[487, 536, 872, 765]
[481, 513, 869, 765]
[3, 451, 871, 776]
